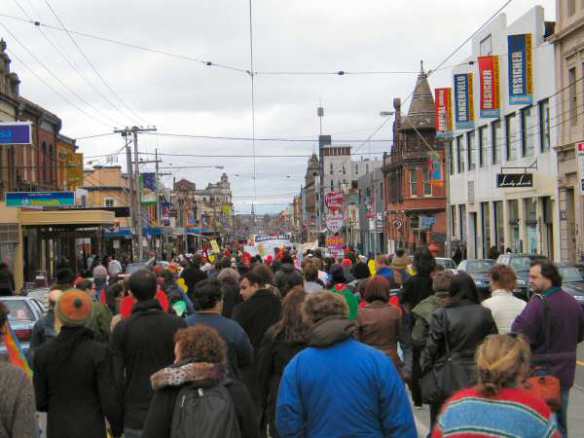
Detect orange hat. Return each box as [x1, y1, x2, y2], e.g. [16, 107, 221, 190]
[55, 289, 93, 327]
[168, 262, 179, 274]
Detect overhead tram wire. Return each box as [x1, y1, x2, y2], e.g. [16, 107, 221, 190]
[11, 0, 123, 126]
[83, 150, 388, 159]
[43, 0, 146, 125]
[141, 131, 392, 143]
[1, 33, 113, 128]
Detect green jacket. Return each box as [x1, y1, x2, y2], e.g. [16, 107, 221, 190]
[411, 294, 442, 349]
[86, 302, 113, 343]
[331, 284, 359, 321]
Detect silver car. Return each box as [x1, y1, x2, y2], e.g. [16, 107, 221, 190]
[0, 296, 46, 359]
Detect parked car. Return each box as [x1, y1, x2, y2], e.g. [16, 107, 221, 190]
[0, 296, 46, 359]
[435, 257, 457, 271]
[557, 264, 584, 311]
[457, 259, 496, 300]
[495, 254, 549, 300]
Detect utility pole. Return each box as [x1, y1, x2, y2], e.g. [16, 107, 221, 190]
[123, 134, 136, 259]
[115, 125, 157, 261]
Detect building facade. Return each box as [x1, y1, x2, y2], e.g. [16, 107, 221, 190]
[322, 145, 353, 195]
[552, 0, 584, 263]
[359, 167, 386, 256]
[448, 6, 559, 260]
[194, 173, 234, 236]
[301, 153, 319, 242]
[383, 68, 447, 255]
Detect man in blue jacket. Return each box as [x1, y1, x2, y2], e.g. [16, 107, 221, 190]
[276, 291, 417, 438]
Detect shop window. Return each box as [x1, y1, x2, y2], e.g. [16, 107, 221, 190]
[494, 200, 504, 250]
[539, 99, 551, 152]
[508, 199, 520, 252]
[467, 131, 476, 170]
[459, 204, 467, 242]
[524, 198, 538, 255]
[481, 202, 491, 258]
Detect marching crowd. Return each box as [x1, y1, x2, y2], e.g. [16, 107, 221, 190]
[0, 246, 584, 437]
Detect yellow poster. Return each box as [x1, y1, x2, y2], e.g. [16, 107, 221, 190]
[67, 152, 84, 189]
[210, 239, 220, 254]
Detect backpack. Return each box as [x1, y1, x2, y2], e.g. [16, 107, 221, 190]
[170, 380, 241, 438]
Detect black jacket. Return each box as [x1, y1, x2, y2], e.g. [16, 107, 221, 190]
[221, 278, 242, 319]
[233, 290, 282, 351]
[33, 326, 122, 438]
[420, 300, 498, 377]
[256, 325, 306, 435]
[28, 310, 58, 362]
[111, 299, 186, 429]
[401, 274, 433, 310]
[142, 362, 259, 438]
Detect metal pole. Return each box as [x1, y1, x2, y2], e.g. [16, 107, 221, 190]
[132, 127, 144, 261]
[124, 134, 137, 260]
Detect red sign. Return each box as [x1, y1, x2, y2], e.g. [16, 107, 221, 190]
[325, 192, 344, 211]
[326, 235, 344, 249]
[577, 142, 584, 155]
[478, 55, 501, 118]
[435, 88, 453, 136]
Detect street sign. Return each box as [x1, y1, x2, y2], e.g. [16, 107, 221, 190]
[326, 214, 344, 233]
[496, 173, 533, 188]
[0, 122, 32, 145]
[577, 142, 584, 156]
[325, 192, 344, 211]
[420, 215, 436, 230]
[5, 191, 75, 207]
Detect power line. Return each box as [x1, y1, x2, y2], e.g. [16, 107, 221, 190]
[83, 150, 387, 159]
[142, 131, 392, 143]
[42, 0, 146, 125]
[75, 132, 117, 140]
[10, 0, 124, 126]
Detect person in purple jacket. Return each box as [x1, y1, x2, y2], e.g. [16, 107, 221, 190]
[512, 261, 584, 437]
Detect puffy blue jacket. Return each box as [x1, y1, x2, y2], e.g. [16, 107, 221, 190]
[276, 338, 417, 438]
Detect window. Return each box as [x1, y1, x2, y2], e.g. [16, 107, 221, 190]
[568, 0, 576, 16]
[342, 165, 346, 175]
[355, 164, 359, 175]
[569, 67, 577, 125]
[456, 135, 465, 173]
[424, 167, 432, 196]
[505, 112, 518, 161]
[459, 204, 467, 242]
[330, 163, 333, 175]
[409, 167, 418, 197]
[539, 99, 551, 152]
[480, 35, 493, 56]
[481, 202, 491, 258]
[104, 198, 115, 208]
[467, 131, 476, 170]
[492, 120, 502, 164]
[494, 201, 503, 249]
[478, 126, 488, 167]
[521, 106, 535, 157]
[448, 141, 454, 175]
[450, 205, 457, 238]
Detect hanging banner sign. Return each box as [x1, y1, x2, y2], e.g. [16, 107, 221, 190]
[508, 34, 533, 105]
[478, 55, 501, 118]
[430, 151, 443, 183]
[324, 192, 344, 211]
[454, 73, 475, 129]
[0, 122, 32, 145]
[326, 213, 345, 233]
[435, 88, 453, 139]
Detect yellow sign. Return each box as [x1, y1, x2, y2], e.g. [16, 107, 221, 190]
[210, 239, 220, 254]
[222, 204, 232, 216]
[66, 152, 83, 190]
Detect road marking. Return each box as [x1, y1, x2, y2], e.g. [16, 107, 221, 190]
[577, 361, 584, 367]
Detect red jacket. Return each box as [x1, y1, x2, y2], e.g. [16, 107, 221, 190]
[120, 290, 169, 319]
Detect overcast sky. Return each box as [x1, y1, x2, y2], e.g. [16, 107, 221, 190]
[1, 0, 554, 214]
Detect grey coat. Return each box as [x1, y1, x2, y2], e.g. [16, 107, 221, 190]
[0, 361, 37, 438]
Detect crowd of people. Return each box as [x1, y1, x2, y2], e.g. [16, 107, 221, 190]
[0, 245, 583, 437]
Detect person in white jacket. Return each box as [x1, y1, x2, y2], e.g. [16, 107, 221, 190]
[481, 264, 526, 333]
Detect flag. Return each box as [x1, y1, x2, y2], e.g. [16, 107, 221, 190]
[2, 322, 32, 378]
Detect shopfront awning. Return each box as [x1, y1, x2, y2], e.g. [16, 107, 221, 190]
[186, 227, 211, 235]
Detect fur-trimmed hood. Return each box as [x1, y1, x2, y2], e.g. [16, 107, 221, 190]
[150, 361, 226, 391]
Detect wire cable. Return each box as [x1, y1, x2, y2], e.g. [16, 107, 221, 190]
[42, 0, 146, 125]
[249, 0, 257, 204]
[142, 131, 392, 143]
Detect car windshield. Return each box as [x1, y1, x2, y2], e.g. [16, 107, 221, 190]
[436, 259, 456, 269]
[466, 260, 495, 273]
[1, 300, 34, 322]
[509, 257, 532, 272]
[560, 267, 584, 283]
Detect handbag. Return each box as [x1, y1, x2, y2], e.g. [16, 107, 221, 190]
[521, 296, 562, 411]
[420, 309, 477, 404]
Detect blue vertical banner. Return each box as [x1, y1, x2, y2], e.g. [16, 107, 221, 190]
[454, 73, 475, 130]
[508, 34, 533, 105]
[141, 172, 157, 191]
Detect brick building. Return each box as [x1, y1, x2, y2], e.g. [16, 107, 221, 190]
[383, 65, 447, 255]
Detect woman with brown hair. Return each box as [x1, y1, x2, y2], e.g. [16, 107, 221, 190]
[257, 288, 309, 438]
[356, 276, 402, 371]
[481, 264, 526, 334]
[433, 334, 560, 437]
[142, 325, 259, 438]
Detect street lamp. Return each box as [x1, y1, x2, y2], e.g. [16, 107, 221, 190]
[379, 111, 395, 117]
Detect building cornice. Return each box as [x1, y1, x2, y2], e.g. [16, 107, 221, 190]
[549, 16, 584, 44]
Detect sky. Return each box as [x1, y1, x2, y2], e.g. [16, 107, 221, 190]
[0, 0, 555, 214]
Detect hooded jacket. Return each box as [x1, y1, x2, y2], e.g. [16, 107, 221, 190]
[276, 317, 417, 438]
[142, 362, 259, 438]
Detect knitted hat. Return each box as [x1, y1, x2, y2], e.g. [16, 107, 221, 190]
[55, 289, 93, 327]
[391, 255, 410, 270]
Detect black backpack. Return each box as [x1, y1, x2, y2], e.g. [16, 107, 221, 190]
[170, 380, 241, 438]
